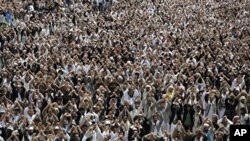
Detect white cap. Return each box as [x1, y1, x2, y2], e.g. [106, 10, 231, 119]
[240, 96, 246, 100]
[28, 126, 34, 130]
[105, 120, 111, 125]
[7, 126, 14, 130]
[204, 123, 209, 127]
[0, 107, 5, 113]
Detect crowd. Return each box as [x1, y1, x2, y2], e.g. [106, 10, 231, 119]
[0, 0, 250, 141]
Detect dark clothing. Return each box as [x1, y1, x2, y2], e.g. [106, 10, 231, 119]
[169, 104, 183, 124]
[224, 98, 237, 120]
[182, 105, 195, 130]
[128, 127, 144, 141]
[184, 135, 194, 141]
[192, 135, 208, 141]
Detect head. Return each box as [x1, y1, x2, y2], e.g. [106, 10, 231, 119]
[47, 109, 53, 115]
[147, 96, 153, 104]
[58, 130, 65, 139]
[128, 88, 134, 97]
[152, 112, 159, 121]
[212, 114, 218, 123]
[239, 96, 246, 104]
[134, 100, 141, 108]
[145, 85, 151, 92]
[168, 86, 174, 93]
[240, 108, 247, 115]
[215, 132, 224, 140]
[186, 104, 191, 111]
[81, 123, 88, 132]
[78, 107, 85, 114]
[228, 95, 235, 104]
[118, 130, 125, 139]
[203, 123, 210, 132]
[222, 116, 228, 125]
[196, 129, 203, 138]
[27, 127, 34, 135]
[54, 126, 60, 134]
[28, 109, 34, 116]
[13, 108, 20, 115]
[147, 133, 157, 141]
[104, 120, 111, 130]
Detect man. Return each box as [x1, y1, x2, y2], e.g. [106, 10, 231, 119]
[214, 131, 226, 141]
[82, 124, 103, 141]
[130, 115, 147, 139]
[169, 100, 183, 134]
[121, 86, 140, 107]
[6, 130, 20, 141]
[54, 130, 68, 141]
[0, 109, 6, 140]
[23, 104, 41, 125]
[202, 121, 214, 141]
[3, 9, 13, 26]
[11, 101, 23, 124]
[182, 104, 195, 131]
[192, 129, 207, 141]
[142, 132, 163, 141]
[149, 112, 163, 136]
[128, 127, 142, 141]
[22, 126, 37, 141]
[224, 94, 237, 120]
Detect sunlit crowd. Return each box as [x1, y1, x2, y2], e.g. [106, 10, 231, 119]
[0, 0, 250, 141]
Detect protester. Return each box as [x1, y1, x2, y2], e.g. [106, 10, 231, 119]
[0, 0, 250, 141]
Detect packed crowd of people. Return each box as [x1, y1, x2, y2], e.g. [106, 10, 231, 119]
[0, 0, 250, 141]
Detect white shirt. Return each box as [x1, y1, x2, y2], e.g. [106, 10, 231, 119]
[110, 131, 118, 141]
[82, 126, 103, 141]
[24, 107, 41, 125]
[12, 114, 21, 123]
[83, 64, 91, 74]
[121, 89, 140, 106]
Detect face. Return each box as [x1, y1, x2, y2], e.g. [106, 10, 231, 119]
[48, 110, 53, 116]
[196, 131, 203, 138]
[216, 133, 223, 139]
[148, 134, 156, 141]
[212, 116, 218, 122]
[128, 89, 134, 97]
[79, 108, 85, 114]
[153, 115, 158, 121]
[58, 131, 65, 139]
[118, 132, 124, 138]
[135, 101, 140, 108]
[28, 130, 33, 135]
[146, 87, 150, 91]
[240, 108, 246, 115]
[73, 134, 80, 141]
[63, 118, 69, 125]
[81, 124, 88, 132]
[28, 109, 34, 116]
[204, 126, 209, 132]
[105, 124, 110, 130]
[240, 99, 245, 103]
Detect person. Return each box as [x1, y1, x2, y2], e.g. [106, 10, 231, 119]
[182, 104, 195, 131]
[192, 129, 207, 141]
[3, 9, 13, 26]
[214, 131, 226, 141]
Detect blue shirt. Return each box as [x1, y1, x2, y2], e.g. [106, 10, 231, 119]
[3, 11, 13, 25]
